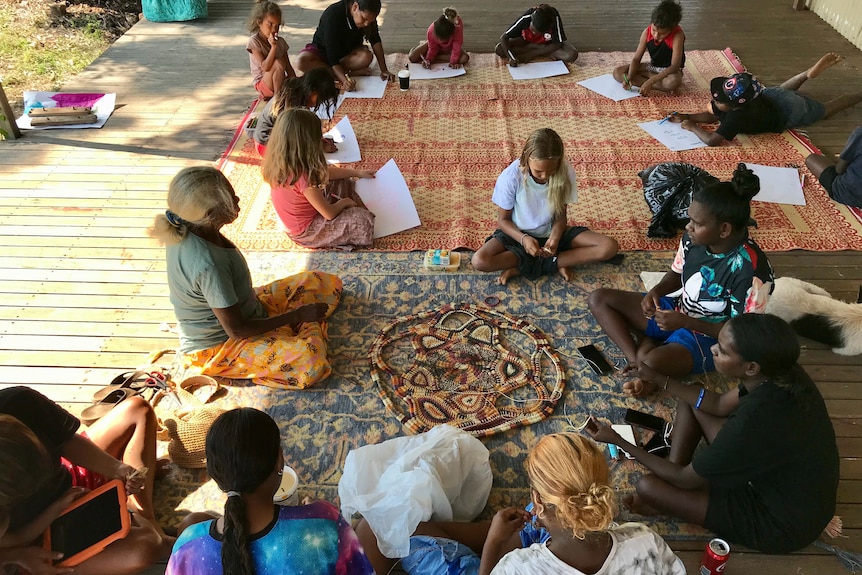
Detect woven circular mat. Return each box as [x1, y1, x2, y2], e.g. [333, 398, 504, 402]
[369, 303, 565, 437]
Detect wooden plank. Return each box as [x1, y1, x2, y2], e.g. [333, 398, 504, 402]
[0, 294, 171, 309]
[0, 335, 178, 353]
[0, 321, 169, 338]
[0, 257, 166, 272]
[0, 280, 167, 296]
[0, 307, 170, 322]
[0, 269, 166, 284]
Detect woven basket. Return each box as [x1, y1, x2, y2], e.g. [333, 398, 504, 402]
[164, 404, 226, 469]
[154, 374, 227, 468]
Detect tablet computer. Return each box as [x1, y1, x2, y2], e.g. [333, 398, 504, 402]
[43, 479, 131, 567]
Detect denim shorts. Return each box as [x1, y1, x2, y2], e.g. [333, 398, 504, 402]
[764, 86, 826, 129]
[644, 296, 717, 374]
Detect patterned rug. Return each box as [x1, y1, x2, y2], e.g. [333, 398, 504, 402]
[152, 251, 731, 542]
[370, 304, 565, 437]
[218, 50, 862, 252]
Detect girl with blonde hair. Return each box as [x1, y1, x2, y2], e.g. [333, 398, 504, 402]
[408, 7, 469, 69]
[472, 128, 619, 285]
[356, 433, 683, 575]
[150, 166, 343, 389]
[262, 108, 376, 249]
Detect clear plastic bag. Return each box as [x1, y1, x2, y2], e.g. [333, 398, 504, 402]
[640, 162, 719, 238]
[338, 425, 493, 558]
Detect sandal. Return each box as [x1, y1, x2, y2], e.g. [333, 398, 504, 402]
[92, 371, 149, 402]
[80, 387, 136, 426]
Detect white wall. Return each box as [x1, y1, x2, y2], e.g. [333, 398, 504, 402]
[809, 0, 862, 50]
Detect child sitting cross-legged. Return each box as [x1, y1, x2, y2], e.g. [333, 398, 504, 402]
[495, 4, 578, 67]
[408, 7, 469, 69]
[262, 108, 376, 249]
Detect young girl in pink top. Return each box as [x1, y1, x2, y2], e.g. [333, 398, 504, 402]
[247, 0, 297, 99]
[408, 7, 469, 68]
[262, 108, 376, 249]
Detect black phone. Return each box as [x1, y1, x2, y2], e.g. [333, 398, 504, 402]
[577, 344, 614, 375]
[624, 408, 667, 432]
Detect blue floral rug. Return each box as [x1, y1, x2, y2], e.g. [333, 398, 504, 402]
[153, 250, 729, 542]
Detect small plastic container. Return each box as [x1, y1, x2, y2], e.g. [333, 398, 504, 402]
[273, 465, 299, 505]
[423, 250, 460, 271]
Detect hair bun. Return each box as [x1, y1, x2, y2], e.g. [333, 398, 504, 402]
[730, 162, 760, 201]
[443, 6, 457, 19]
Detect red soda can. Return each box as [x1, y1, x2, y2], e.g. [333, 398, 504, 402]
[699, 538, 730, 574]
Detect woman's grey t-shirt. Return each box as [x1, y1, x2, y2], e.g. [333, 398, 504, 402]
[167, 233, 266, 353]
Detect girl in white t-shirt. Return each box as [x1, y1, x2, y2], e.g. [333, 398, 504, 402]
[471, 129, 618, 285]
[483, 433, 685, 575]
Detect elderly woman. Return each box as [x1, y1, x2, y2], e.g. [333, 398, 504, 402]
[149, 166, 342, 389]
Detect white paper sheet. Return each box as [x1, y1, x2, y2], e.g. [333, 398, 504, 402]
[638, 120, 708, 152]
[507, 60, 570, 80]
[17, 92, 116, 130]
[313, 93, 346, 121]
[323, 116, 361, 165]
[747, 163, 806, 205]
[406, 63, 467, 80]
[577, 74, 641, 101]
[343, 76, 388, 99]
[355, 159, 421, 238]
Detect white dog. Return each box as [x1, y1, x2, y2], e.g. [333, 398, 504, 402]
[765, 277, 862, 356]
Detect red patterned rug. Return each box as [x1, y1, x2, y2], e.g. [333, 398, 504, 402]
[218, 49, 862, 252]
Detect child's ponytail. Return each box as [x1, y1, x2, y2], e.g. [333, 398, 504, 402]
[433, 7, 459, 40]
[222, 494, 254, 575]
[692, 162, 759, 231]
[247, 0, 282, 33]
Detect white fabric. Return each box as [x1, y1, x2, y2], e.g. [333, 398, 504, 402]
[490, 523, 686, 575]
[491, 159, 577, 237]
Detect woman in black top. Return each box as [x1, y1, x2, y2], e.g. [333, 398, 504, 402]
[587, 314, 839, 553]
[296, 0, 394, 92]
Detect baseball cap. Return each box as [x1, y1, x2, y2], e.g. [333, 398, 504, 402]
[710, 73, 763, 105]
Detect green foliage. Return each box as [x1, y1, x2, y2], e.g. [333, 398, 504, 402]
[0, 4, 109, 112]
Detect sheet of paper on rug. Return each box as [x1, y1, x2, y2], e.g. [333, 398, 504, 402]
[323, 116, 361, 165]
[343, 76, 388, 99]
[355, 159, 421, 238]
[746, 163, 806, 206]
[577, 74, 641, 101]
[407, 63, 467, 80]
[640, 271, 666, 292]
[638, 120, 709, 152]
[507, 60, 569, 80]
[16, 92, 116, 129]
[314, 93, 346, 120]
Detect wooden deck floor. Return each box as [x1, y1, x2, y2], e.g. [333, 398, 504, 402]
[1, 0, 861, 572]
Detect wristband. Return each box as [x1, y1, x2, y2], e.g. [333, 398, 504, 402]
[520, 233, 528, 246]
[662, 375, 669, 391]
[695, 388, 705, 410]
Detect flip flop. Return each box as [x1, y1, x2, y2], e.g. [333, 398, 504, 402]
[92, 371, 149, 402]
[80, 387, 136, 426]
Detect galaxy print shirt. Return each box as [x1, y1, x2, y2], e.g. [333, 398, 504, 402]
[167, 501, 374, 575]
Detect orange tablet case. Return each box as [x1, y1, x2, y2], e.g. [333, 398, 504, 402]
[43, 479, 131, 567]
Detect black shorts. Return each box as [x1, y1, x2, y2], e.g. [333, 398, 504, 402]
[487, 226, 588, 280]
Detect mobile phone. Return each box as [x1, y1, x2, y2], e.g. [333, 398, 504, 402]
[624, 409, 667, 432]
[611, 424, 638, 459]
[577, 344, 614, 375]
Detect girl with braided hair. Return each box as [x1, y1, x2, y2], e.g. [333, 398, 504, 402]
[166, 408, 373, 575]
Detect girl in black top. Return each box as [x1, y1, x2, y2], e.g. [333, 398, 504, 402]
[587, 314, 840, 553]
[296, 0, 394, 92]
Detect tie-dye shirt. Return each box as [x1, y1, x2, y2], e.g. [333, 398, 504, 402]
[167, 501, 374, 575]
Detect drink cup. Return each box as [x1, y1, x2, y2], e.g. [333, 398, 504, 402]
[398, 69, 410, 91]
[273, 465, 299, 505]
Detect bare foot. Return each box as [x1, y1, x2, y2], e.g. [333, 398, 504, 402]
[622, 377, 658, 397]
[351, 67, 373, 76]
[558, 266, 574, 282]
[808, 52, 843, 79]
[623, 493, 660, 516]
[497, 268, 520, 285]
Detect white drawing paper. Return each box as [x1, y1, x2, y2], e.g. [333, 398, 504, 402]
[747, 163, 806, 206]
[323, 116, 361, 164]
[313, 93, 346, 120]
[507, 60, 570, 80]
[17, 92, 117, 130]
[407, 63, 467, 80]
[355, 159, 421, 238]
[343, 76, 388, 99]
[577, 74, 641, 101]
[638, 120, 708, 152]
